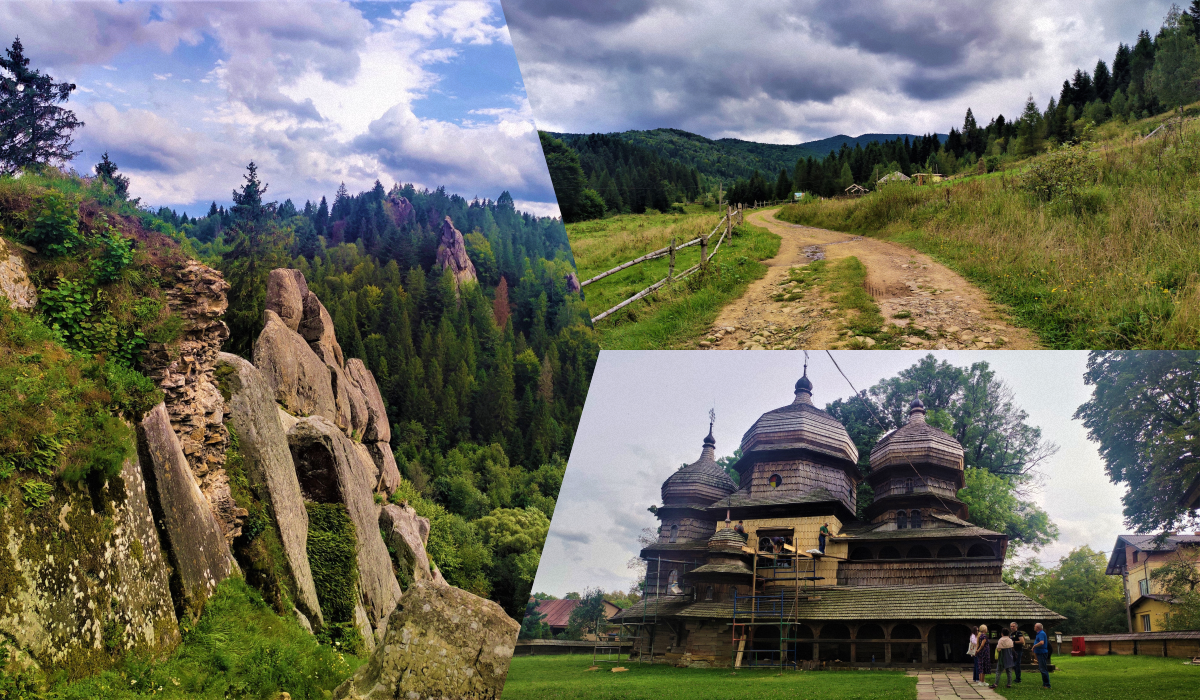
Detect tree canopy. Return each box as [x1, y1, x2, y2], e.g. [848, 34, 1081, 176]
[1008, 546, 1128, 634]
[0, 37, 83, 174]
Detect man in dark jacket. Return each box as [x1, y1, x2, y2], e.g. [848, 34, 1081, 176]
[1009, 622, 1024, 683]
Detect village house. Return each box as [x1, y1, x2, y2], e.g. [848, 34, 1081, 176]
[532, 597, 624, 639]
[613, 370, 1063, 668]
[1105, 533, 1200, 632]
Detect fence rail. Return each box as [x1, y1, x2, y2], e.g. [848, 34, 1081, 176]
[588, 200, 789, 324]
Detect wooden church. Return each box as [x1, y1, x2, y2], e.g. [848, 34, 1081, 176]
[613, 370, 1063, 668]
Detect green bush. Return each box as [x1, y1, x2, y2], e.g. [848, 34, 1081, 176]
[1019, 143, 1101, 202]
[22, 191, 83, 256]
[305, 503, 359, 634]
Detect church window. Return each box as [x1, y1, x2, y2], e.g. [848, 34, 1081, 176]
[669, 524, 678, 543]
[910, 510, 922, 528]
[768, 474, 783, 488]
[905, 478, 914, 494]
[897, 511, 908, 529]
[706, 585, 714, 601]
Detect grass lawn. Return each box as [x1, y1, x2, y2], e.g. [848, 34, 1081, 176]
[500, 655, 915, 700]
[568, 206, 780, 348]
[992, 655, 1199, 700]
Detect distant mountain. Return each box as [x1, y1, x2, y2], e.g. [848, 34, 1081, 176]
[549, 127, 949, 182]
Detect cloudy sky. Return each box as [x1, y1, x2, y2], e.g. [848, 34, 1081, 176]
[2, 1, 559, 216]
[533, 350, 1129, 597]
[503, 0, 1180, 143]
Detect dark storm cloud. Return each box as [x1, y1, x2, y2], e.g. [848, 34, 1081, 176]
[502, 0, 1178, 140]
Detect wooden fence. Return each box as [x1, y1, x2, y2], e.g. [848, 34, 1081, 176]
[587, 200, 788, 324]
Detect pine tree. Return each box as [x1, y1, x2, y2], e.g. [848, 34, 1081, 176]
[95, 152, 130, 199]
[1112, 43, 1133, 94]
[0, 37, 83, 174]
[1093, 59, 1112, 102]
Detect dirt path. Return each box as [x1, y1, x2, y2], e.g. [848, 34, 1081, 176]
[703, 209, 1041, 350]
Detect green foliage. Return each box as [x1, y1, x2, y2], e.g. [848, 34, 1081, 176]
[1018, 143, 1100, 203]
[40, 578, 359, 700]
[1148, 546, 1200, 630]
[18, 479, 53, 508]
[22, 190, 83, 256]
[304, 503, 359, 644]
[0, 37, 84, 174]
[539, 132, 606, 222]
[475, 506, 550, 617]
[958, 468, 1057, 552]
[1008, 547, 1130, 634]
[0, 304, 155, 483]
[563, 587, 607, 640]
[1075, 351, 1200, 531]
[518, 599, 552, 640]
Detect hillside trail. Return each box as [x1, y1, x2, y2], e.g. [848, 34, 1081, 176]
[704, 209, 1041, 350]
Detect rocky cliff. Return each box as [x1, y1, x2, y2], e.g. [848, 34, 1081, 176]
[435, 216, 478, 288]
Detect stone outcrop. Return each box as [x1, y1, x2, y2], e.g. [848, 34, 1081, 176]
[435, 216, 477, 288]
[333, 580, 519, 700]
[264, 268, 309, 332]
[380, 504, 433, 582]
[141, 261, 243, 541]
[0, 236, 37, 309]
[383, 195, 413, 228]
[346, 359, 390, 443]
[217, 352, 324, 627]
[138, 403, 236, 617]
[365, 441, 402, 494]
[565, 271, 581, 294]
[287, 416, 402, 632]
[255, 310, 339, 423]
[0, 454, 180, 674]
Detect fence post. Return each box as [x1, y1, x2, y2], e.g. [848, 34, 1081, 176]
[727, 207, 732, 239]
[668, 237, 676, 281]
[700, 232, 708, 267]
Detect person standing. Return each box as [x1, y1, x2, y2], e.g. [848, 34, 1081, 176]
[990, 632, 1015, 689]
[975, 625, 992, 687]
[818, 522, 834, 553]
[1032, 622, 1051, 689]
[1009, 622, 1024, 683]
[968, 626, 980, 682]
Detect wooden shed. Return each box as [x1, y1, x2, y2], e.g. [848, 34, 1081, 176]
[844, 184, 868, 196]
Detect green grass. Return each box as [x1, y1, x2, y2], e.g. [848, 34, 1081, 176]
[500, 655, 915, 700]
[992, 654, 1199, 699]
[775, 108, 1200, 349]
[35, 578, 361, 700]
[568, 208, 780, 348]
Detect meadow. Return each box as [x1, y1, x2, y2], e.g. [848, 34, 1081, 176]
[500, 654, 1200, 700]
[568, 206, 780, 348]
[777, 110, 1200, 349]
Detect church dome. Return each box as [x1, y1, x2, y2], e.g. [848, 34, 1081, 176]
[708, 526, 747, 553]
[662, 428, 737, 506]
[869, 399, 964, 471]
[739, 372, 858, 465]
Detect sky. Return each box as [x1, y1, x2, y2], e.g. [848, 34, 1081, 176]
[532, 350, 1131, 598]
[2, 0, 560, 216]
[502, 0, 1181, 143]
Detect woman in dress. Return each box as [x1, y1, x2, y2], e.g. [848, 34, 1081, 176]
[975, 625, 992, 687]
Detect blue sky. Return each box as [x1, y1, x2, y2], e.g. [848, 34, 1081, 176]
[2, 0, 559, 216]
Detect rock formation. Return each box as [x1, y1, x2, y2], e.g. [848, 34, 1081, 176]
[0, 236, 37, 309]
[333, 580, 519, 700]
[265, 268, 309, 332]
[137, 403, 237, 617]
[217, 352, 324, 627]
[256, 309, 339, 423]
[380, 504, 434, 582]
[141, 261, 243, 541]
[565, 271, 582, 294]
[383, 194, 413, 228]
[435, 216, 478, 288]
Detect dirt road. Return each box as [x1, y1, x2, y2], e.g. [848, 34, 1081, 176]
[703, 209, 1041, 350]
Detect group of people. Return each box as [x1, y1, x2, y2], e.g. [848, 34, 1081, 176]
[969, 621, 1053, 689]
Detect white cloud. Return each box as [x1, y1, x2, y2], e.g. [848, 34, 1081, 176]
[153, 73, 172, 80]
[398, 1, 510, 45]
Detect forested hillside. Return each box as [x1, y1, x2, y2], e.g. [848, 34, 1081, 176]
[151, 166, 598, 614]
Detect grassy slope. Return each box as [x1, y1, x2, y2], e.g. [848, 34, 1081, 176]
[776, 111, 1200, 349]
[993, 655, 1196, 699]
[41, 579, 361, 700]
[569, 206, 779, 348]
[500, 655, 915, 700]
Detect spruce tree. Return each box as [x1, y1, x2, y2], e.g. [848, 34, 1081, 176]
[1093, 59, 1112, 102]
[95, 152, 130, 199]
[0, 37, 83, 174]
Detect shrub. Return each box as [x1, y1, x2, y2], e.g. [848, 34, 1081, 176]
[1019, 144, 1101, 203]
[21, 190, 83, 256]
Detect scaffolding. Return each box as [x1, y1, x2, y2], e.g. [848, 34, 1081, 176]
[598, 554, 696, 665]
[729, 529, 827, 671]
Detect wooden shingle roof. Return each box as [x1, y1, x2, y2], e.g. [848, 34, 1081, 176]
[739, 375, 858, 466]
[662, 428, 737, 506]
[869, 400, 964, 472]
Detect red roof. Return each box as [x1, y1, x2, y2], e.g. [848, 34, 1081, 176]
[534, 599, 580, 628]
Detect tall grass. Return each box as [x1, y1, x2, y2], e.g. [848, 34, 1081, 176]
[777, 112, 1200, 349]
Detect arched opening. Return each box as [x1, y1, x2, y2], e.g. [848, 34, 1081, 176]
[849, 547, 873, 561]
[937, 544, 962, 558]
[819, 623, 851, 662]
[890, 623, 923, 664]
[967, 543, 995, 558]
[705, 585, 714, 601]
[897, 511, 908, 529]
[907, 545, 931, 559]
[879, 546, 902, 559]
[910, 510, 923, 528]
[789, 624, 814, 661]
[669, 524, 678, 543]
[934, 623, 972, 663]
[748, 625, 780, 667]
[856, 624, 886, 663]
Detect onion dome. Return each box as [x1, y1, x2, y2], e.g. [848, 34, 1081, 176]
[739, 371, 858, 465]
[708, 527, 748, 553]
[662, 427, 737, 506]
[869, 399, 964, 471]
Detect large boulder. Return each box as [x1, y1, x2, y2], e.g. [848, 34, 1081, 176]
[287, 417, 401, 631]
[264, 268, 310, 332]
[345, 359, 390, 443]
[333, 580, 519, 700]
[299, 292, 344, 367]
[137, 403, 236, 617]
[435, 216, 477, 288]
[0, 236, 37, 309]
[254, 310, 338, 424]
[0, 453, 180, 675]
[380, 504, 433, 582]
[217, 352, 323, 626]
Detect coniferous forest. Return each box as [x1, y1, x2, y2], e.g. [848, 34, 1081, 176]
[162, 168, 598, 616]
